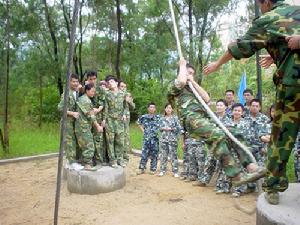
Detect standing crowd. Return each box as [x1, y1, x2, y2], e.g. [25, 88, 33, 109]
[58, 72, 135, 171]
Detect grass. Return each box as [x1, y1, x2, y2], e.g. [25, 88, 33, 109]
[0, 121, 60, 159]
[0, 120, 297, 182]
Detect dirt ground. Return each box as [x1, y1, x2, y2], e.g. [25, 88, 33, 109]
[0, 155, 257, 225]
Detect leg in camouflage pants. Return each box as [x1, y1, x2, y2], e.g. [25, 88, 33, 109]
[159, 141, 179, 173]
[263, 85, 300, 193]
[186, 140, 206, 181]
[185, 113, 252, 178]
[64, 121, 78, 163]
[139, 137, 159, 171]
[181, 140, 190, 178]
[106, 118, 125, 164]
[75, 124, 95, 165]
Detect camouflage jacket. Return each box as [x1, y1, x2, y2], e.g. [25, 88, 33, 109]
[167, 80, 205, 122]
[244, 113, 269, 150]
[104, 90, 126, 120]
[159, 115, 182, 142]
[76, 94, 96, 127]
[228, 2, 300, 86]
[137, 114, 161, 140]
[91, 85, 106, 122]
[57, 89, 78, 123]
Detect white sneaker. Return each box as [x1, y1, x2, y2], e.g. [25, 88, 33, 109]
[71, 162, 84, 171]
[158, 172, 165, 177]
[174, 173, 179, 178]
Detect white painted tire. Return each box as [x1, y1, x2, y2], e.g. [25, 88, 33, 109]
[65, 166, 126, 195]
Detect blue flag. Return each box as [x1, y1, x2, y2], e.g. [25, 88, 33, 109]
[238, 72, 247, 105]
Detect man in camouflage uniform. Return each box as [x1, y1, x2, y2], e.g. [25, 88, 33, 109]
[204, 0, 300, 204]
[75, 83, 103, 170]
[86, 71, 106, 165]
[169, 60, 266, 187]
[57, 74, 80, 164]
[244, 99, 269, 166]
[119, 81, 135, 163]
[243, 89, 254, 117]
[137, 102, 161, 174]
[104, 75, 128, 167]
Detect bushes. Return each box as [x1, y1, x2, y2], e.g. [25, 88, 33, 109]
[23, 85, 60, 123]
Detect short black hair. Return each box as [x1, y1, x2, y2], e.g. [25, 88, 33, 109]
[86, 71, 97, 78]
[118, 80, 126, 87]
[105, 75, 118, 83]
[216, 99, 228, 107]
[70, 73, 79, 80]
[232, 103, 244, 111]
[186, 63, 196, 73]
[84, 83, 95, 92]
[250, 98, 261, 106]
[148, 102, 156, 107]
[225, 89, 235, 95]
[243, 88, 253, 96]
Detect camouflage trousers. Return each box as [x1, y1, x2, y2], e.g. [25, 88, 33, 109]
[75, 123, 95, 165]
[123, 121, 130, 162]
[185, 139, 206, 180]
[93, 129, 106, 163]
[139, 137, 159, 171]
[181, 143, 189, 177]
[106, 119, 125, 164]
[159, 140, 179, 173]
[215, 160, 231, 192]
[263, 84, 300, 193]
[199, 153, 217, 183]
[63, 121, 78, 162]
[185, 113, 252, 178]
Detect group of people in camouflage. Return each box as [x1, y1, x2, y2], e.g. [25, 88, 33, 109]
[58, 72, 135, 171]
[136, 0, 300, 205]
[58, 0, 300, 207]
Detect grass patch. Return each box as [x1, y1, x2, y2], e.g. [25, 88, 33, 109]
[0, 121, 59, 159]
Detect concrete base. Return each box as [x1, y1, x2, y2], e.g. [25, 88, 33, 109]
[256, 183, 300, 225]
[65, 166, 126, 195]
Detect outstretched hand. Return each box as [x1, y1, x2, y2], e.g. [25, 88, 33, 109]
[203, 62, 220, 76]
[286, 35, 300, 50]
[178, 57, 187, 66]
[259, 55, 274, 69]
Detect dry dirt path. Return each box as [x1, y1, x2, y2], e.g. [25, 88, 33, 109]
[0, 156, 256, 225]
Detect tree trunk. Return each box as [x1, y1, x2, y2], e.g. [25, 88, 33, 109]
[188, 0, 193, 63]
[78, 1, 83, 78]
[3, 0, 10, 152]
[38, 73, 43, 128]
[115, 0, 122, 79]
[43, 0, 63, 95]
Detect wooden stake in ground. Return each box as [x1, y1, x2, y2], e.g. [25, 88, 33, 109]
[53, 1, 80, 224]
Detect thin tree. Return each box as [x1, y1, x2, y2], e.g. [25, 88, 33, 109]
[115, 0, 122, 79]
[1, 0, 10, 152]
[43, 0, 63, 95]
